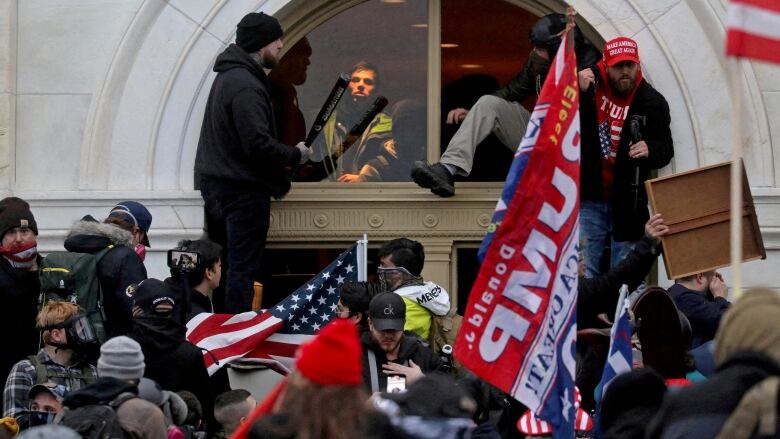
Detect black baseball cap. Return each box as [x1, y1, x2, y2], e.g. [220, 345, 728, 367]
[130, 279, 177, 316]
[369, 292, 406, 331]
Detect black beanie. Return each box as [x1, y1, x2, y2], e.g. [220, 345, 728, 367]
[236, 12, 283, 53]
[0, 197, 38, 238]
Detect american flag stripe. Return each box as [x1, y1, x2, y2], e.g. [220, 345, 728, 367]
[186, 244, 361, 375]
[726, 0, 780, 64]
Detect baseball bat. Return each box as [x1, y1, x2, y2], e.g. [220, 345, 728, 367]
[304, 73, 351, 146]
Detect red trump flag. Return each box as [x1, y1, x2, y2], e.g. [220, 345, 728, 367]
[454, 30, 579, 438]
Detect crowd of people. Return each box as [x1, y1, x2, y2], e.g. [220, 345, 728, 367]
[1, 7, 778, 439]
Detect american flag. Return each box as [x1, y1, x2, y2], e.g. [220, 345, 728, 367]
[726, 0, 780, 65]
[186, 243, 363, 375]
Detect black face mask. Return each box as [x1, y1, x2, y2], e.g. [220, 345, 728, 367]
[28, 410, 56, 427]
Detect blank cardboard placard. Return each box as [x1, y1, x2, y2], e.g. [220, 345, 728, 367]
[645, 161, 765, 280]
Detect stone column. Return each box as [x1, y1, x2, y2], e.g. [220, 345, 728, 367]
[0, 0, 15, 192]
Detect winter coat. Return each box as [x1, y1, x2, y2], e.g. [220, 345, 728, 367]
[0, 256, 40, 391]
[62, 377, 167, 439]
[647, 351, 780, 439]
[668, 283, 731, 349]
[393, 281, 451, 340]
[194, 44, 301, 199]
[129, 315, 215, 432]
[361, 331, 446, 393]
[580, 75, 674, 241]
[63, 219, 148, 338]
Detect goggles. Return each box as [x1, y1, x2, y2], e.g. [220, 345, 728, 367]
[376, 266, 413, 282]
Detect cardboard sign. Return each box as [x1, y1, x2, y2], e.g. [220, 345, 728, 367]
[645, 161, 765, 279]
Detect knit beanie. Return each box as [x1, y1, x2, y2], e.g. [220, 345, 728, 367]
[236, 12, 283, 53]
[0, 197, 38, 237]
[714, 288, 780, 367]
[98, 336, 146, 381]
[295, 319, 363, 386]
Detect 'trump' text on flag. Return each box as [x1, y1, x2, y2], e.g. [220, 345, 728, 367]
[454, 29, 580, 439]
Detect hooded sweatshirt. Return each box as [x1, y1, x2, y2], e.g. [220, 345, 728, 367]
[393, 281, 451, 340]
[63, 219, 147, 338]
[194, 44, 301, 198]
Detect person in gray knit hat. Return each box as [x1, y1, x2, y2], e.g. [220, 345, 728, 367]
[61, 336, 167, 438]
[98, 336, 146, 381]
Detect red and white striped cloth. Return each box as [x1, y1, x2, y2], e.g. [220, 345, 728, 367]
[517, 387, 593, 435]
[726, 0, 780, 64]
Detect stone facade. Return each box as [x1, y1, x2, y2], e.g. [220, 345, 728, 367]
[1, 0, 778, 295]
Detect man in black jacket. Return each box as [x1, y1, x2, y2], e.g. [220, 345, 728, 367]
[667, 270, 730, 349]
[128, 278, 216, 433]
[195, 12, 312, 313]
[361, 292, 446, 393]
[578, 36, 673, 278]
[411, 13, 601, 197]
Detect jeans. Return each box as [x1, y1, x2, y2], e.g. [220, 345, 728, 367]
[580, 200, 637, 278]
[200, 178, 271, 313]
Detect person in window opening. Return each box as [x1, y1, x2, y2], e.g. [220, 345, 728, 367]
[268, 37, 312, 146]
[304, 61, 394, 183]
[411, 13, 601, 197]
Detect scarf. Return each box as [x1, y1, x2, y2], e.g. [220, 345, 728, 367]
[0, 239, 38, 269]
[595, 61, 642, 199]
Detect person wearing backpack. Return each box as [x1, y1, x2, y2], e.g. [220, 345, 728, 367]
[60, 336, 167, 439]
[0, 198, 42, 395]
[59, 201, 151, 338]
[127, 278, 216, 434]
[2, 302, 98, 429]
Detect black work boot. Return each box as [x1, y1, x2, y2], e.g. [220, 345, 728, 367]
[411, 161, 455, 197]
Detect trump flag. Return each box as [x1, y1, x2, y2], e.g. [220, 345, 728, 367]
[454, 29, 580, 439]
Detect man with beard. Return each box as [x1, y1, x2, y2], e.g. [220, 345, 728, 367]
[360, 293, 446, 393]
[578, 36, 673, 277]
[195, 12, 312, 313]
[411, 13, 602, 197]
[307, 61, 393, 182]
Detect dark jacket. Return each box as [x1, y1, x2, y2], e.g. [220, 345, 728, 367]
[361, 331, 446, 393]
[493, 39, 602, 103]
[63, 219, 147, 338]
[195, 44, 301, 199]
[129, 315, 215, 431]
[62, 377, 168, 439]
[668, 283, 731, 349]
[580, 74, 674, 241]
[0, 256, 40, 391]
[647, 352, 780, 439]
[578, 234, 660, 329]
[250, 412, 411, 439]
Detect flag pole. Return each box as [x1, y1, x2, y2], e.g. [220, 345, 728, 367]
[729, 58, 743, 299]
[357, 234, 368, 282]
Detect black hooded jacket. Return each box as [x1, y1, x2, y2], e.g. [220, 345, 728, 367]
[62, 377, 138, 408]
[195, 44, 301, 199]
[129, 315, 215, 430]
[63, 219, 147, 338]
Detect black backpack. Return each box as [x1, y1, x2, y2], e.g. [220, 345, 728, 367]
[39, 247, 113, 342]
[59, 392, 136, 439]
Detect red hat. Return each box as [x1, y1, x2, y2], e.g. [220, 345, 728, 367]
[295, 319, 363, 386]
[603, 36, 640, 67]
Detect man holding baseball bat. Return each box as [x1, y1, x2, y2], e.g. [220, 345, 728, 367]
[195, 12, 313, 313]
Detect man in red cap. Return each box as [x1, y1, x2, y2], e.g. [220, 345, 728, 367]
[578, 36, 674, 278]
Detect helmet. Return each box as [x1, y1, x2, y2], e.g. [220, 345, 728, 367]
[529, 13, 567, 51]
